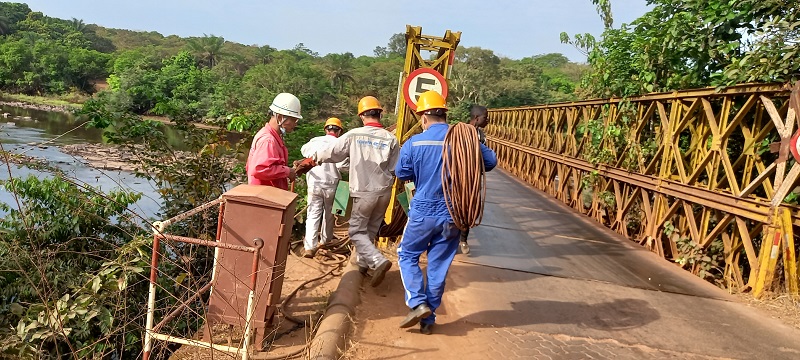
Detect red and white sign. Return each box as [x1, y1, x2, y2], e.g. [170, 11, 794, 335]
[402, 68, 448, 111]
[791, 129, 800, 162]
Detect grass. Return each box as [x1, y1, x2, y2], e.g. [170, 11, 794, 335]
[0, 92, 85, 109]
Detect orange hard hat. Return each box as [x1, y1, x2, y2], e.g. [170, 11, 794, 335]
[415, 90, 447, 114]
[324, 117, 343, 129]
[357, 96, 383, 115]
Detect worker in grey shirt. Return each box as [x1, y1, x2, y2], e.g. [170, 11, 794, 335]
[312, 96, 399, 286]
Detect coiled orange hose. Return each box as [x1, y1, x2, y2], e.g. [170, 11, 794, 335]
[442, 122, 487, 231]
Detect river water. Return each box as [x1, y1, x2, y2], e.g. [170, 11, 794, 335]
[0, 105, 163, 220]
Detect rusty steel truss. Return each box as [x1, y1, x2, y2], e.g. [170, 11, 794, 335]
[486, 83, 800, 297]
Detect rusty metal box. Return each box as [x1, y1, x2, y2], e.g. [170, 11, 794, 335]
[206, 184, 297, 345]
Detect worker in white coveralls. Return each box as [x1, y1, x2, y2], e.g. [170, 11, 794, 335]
[310, 96, 399, 287]
[300, 118, 348, 258]
[395, 91, 497, 335]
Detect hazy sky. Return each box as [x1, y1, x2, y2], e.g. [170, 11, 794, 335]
[20, 0, 651, 62]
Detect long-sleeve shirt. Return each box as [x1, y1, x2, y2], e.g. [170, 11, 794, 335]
[395, 123, 497, 219]
[246, 125, 290, 190]
[300, 134, 347, 189]
[314, 125, 399, 197]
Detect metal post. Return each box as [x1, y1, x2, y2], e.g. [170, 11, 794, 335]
[210, 202, 225, 287]
[143, 234, 161, 360]
[240, 238, 264, 360]
[395, 71, 403, 115]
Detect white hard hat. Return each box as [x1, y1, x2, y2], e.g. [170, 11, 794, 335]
[269, 93, 303, 119]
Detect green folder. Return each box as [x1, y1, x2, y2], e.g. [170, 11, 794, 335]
[396, 182, 416, 215]
[332, 181, 350, 216]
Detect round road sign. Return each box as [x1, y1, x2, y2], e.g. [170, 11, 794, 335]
[402, 68, 448, 111]
[791, 129, 800, 162]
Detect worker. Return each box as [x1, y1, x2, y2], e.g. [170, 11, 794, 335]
[395, 91, 497, 335]
[459, 105, 490, 254]
[246, 93, 302, 190]
[311, 96, 399, 286]
[299, 118, 347, 258]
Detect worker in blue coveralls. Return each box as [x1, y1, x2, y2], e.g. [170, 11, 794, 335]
[395, 90, 498, 335]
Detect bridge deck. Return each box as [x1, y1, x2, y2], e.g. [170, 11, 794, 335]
[351, 169, 800, 359]
[469, 169, 727, 299]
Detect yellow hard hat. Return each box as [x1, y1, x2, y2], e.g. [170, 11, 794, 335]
[415, 90, 447, 114]
[324, 117, 343, 129]
[358, 96, 382, 115]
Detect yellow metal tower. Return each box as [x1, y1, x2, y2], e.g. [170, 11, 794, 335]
[379, 25, 461, 246]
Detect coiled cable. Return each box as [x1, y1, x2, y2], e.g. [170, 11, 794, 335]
[442, 122, 487, 231]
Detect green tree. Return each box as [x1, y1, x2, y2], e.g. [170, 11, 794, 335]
[565, 0, 800, 98]
[0, 175, 143, 358]
[186, 34, 228, 68]
[70, 17, 86, 33]
[374, 32, 406, 58]
[324, 52, 355, 92]
[0, 14, 9, 35]
[450, 47, 501, 104]
[351, 55, 404, 113]
[386, 32, 406, 56]
[591, 0, 613, 29]
[723, 0, 800, 83]
[0, 2, 31, 30]
[255, 45, 276, 64]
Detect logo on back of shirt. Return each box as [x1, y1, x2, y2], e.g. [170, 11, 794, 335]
[356, 139, 389, 149]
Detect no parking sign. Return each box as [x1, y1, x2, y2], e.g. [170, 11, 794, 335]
[402, 68, 448, 111]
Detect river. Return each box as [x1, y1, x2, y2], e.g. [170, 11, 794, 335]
[1, 105, 169, 221]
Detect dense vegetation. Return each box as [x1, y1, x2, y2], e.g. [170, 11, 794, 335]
[3, 0, 797, 357]
[567, 0, 800, 98]
[0, 2, 584, 125]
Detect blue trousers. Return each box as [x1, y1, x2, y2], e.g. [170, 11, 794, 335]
[397, 216, 460, 325]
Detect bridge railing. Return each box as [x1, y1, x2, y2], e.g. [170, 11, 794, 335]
[486, 83, 800, 295]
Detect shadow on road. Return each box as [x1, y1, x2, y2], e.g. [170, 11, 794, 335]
[434, 298, 660, 336]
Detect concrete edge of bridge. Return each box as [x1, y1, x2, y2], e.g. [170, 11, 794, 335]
[308, 261, 363, 360]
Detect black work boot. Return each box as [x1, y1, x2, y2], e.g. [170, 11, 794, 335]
[420, 322, 433, 335]
[370, 260, 392, 287]
[399, 304, 432, 328]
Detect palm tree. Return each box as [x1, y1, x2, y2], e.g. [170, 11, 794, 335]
[325, 53, 355, 92]
[255, 45, 276, 65]
[70, 17, 86, 33]
[0, 15, 10, 35]
[186, 34, 228, 68]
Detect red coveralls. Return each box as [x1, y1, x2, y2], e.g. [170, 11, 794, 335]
[246, 125, 290, 190]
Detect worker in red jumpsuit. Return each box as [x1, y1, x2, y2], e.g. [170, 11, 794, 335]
[246, 93, 302, 189]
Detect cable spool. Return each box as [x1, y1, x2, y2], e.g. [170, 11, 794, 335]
[442, 122, 487, 231]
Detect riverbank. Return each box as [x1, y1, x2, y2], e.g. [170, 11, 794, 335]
[1, 93, 228, 131]
[0, 92, 84, 111]
[61, 143, 240, 174]
[0, 100, 77, 115]
[61, 144, 141, 172]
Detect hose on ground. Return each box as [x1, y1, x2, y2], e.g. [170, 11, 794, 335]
[442, 122, 487, 231]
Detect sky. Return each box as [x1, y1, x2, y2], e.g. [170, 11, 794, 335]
[20, 0, 652, 62]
